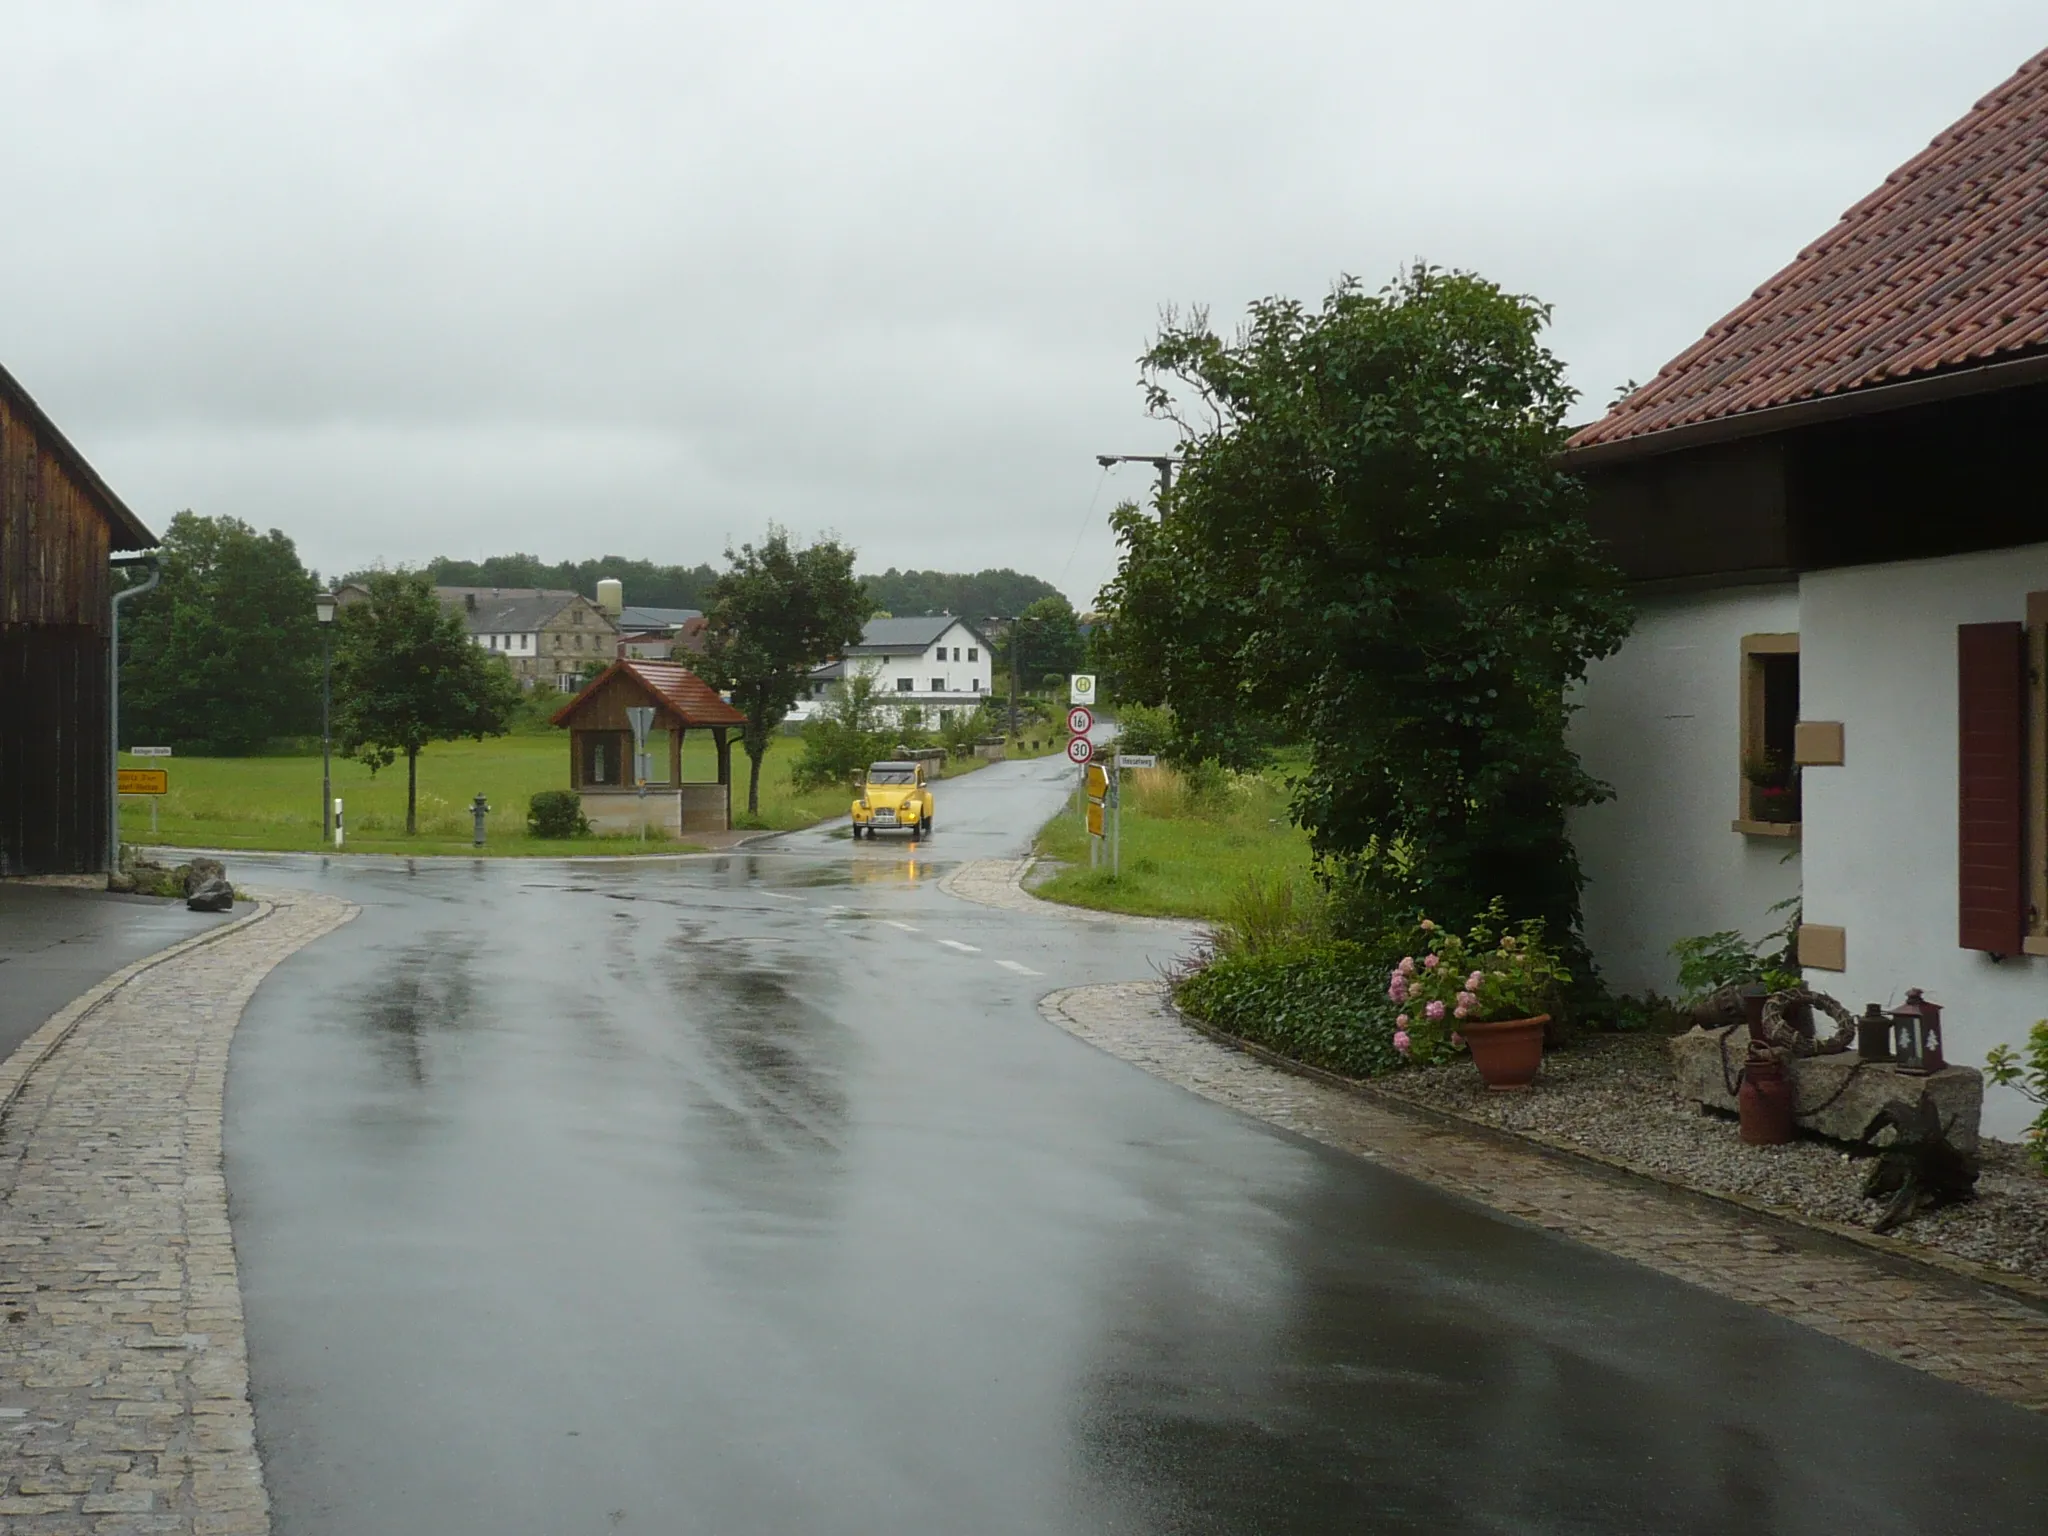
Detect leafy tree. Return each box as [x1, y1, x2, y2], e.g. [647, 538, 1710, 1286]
[1099, 266, 1632, 943]
[859, 567, 1062, 619]
[372, 553, 720, 611]
[792, 673, 895, 792]
[700, 530, 868, 817]
[331, 571, 522, 834]
[121, 512, 321, 754]
[996, 594, 1085, 688]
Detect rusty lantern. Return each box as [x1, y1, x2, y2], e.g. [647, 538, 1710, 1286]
[1889, 989, 1944, 1075]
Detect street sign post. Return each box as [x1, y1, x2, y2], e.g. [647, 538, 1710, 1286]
[1114, 754, 1156, 769]
[116, 768, 167, 838]
[1068, 674, 1096, 706]
[625, 705, 655, 841]
[1067, 705, 1093, 737]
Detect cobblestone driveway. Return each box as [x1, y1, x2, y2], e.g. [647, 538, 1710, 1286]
[1041, 980, 2048, 1414]
[1, 892, 354, 1534]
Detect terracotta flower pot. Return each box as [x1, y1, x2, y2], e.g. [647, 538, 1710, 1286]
[1462, 1014, 1549, 1090]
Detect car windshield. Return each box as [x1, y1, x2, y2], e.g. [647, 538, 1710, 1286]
[867, 769, 915, 785]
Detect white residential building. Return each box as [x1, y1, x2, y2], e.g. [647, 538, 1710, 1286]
[791, 616, 996, 725]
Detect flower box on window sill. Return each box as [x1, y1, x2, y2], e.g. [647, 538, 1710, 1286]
[1731, 818, 1801, 839]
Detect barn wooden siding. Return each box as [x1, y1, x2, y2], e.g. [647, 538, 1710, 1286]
[0, 368, 151, 875]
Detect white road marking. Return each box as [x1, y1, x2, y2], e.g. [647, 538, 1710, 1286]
[938, 939, 981, 953]
[758, 890, 805, 902]
[884, 920, 921, 932]
[995, 959, 1042, 976]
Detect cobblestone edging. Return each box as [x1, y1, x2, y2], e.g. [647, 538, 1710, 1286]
[1039, 980, 2048, 1413]
[940, 857, 1207, 934]
[1, 891, 357, 1533]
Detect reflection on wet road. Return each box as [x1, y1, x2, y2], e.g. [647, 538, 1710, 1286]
[223, 757, 2048, 1534]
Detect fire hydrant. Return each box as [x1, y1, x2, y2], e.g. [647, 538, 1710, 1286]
[470, 793, 490, 847]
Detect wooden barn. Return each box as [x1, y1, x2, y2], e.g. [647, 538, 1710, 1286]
[1, 363, 156, 875]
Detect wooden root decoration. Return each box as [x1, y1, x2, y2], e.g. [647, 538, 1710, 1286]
[1759, 987, 1857, 1056]
[1858, 1092, 1980, 1234]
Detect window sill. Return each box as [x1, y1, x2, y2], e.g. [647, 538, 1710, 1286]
[1731, 819, 1801, 839]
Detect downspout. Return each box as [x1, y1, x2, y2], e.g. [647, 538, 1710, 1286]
[109, 554, 161, 871]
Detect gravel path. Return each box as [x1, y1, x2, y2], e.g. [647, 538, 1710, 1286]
[1376, 1032, 2048, 1287]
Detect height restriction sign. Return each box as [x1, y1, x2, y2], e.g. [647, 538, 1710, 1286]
[1065, 734, 1094, 765]
[1067, 705, 1093, 736]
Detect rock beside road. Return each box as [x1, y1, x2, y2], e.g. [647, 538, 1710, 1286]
[186, 875, 235, 912]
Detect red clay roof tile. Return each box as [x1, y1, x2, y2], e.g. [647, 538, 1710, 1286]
[1569, 46, 2048, 453]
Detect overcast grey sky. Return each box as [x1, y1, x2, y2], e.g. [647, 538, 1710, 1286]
[1, 3, 2039, 605]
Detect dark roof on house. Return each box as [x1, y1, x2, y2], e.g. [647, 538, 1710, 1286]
[436, 587, 613, 635]
[0, 361, 155, 550]
[617, 604, 702, 631]
[551, 659, 746, 728]
[848, 615, 986, 653]
[1569, 46, 2048, 458]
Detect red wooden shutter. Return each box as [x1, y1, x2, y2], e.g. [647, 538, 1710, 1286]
[1958, 621, 2025, 953]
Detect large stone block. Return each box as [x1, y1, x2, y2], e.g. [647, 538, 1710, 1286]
[1668, 1026, 1983, 1153]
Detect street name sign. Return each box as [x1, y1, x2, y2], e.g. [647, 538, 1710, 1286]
[129, 746, 172, 757]
[1068, 674, 1096, 705]
[1065, 735, 1094, 765]
[1115, 754, 1157, 769]
[118, 769, 168, 795]
[1067, 705, 1094, 736]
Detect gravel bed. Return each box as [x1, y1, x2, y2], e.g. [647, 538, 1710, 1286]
[1375, 1032, 2048, 1287]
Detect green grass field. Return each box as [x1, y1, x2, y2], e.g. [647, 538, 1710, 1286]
[117, 732, 861, 857]
[1030, 761, 1313, 921]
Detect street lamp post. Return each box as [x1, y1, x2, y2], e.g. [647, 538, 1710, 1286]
[1095, 454, 1181, 502]
[316, 592, 337, 842]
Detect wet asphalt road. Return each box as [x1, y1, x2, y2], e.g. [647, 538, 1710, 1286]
[0, 883, 232, 1060]
[223, 756, 2048, 1534]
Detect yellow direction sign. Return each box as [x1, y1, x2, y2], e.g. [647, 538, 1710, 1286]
[1085, 763, 1108, 799]
[1086, 802, 1104, 837]
[118, 768, 168, 795]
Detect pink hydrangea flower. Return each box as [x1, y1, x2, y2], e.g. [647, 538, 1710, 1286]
[1453, 1005, 1469, 1020]
[1387, 973, 1409, 1003]
[1424, 1000, 1446, 1022]
[1395, 1014, 1410, 1028]
[1419, 919, 1436, 932]
[1450, 1032, 1465, 1048]
[1456, 991, 1477, 1011]
[1392, 1029, 1412, 1053]
[1466, 970, 1484, 991]
[1422, 954, 1440, 970]
[1398, 956, 1416, 976]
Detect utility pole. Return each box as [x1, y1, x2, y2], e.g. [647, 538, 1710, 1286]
[1095, 454, 1181, 503]
[316, 592, 337, 842]
[109, 554, 160, 871]
[986, 613, 1037, 738]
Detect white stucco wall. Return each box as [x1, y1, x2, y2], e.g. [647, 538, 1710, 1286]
[1800, 543, 2048, 1140]
[1568, 586, 1804, 999]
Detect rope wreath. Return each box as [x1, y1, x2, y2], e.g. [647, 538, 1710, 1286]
[1759, 987, 1857, 1056]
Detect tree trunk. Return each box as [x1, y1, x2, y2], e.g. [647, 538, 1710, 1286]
[406, 747, 419, 836]
[746, 743, 764, 816]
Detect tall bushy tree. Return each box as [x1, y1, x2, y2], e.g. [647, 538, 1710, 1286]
[1099, 266, 1632, 941]
[998, 594, 1085, 686]
[121, 512, 321, 754]
[332, 571, 521, 834]
[700, 530, 868, 816]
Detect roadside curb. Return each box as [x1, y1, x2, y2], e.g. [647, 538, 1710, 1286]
[0, 897, 277, 1128]
[1164, 993, 2048, 1316]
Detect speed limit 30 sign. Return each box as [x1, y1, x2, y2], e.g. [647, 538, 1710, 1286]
[1067, 705, 1093, 736]
[1065, 734, 1094, 765]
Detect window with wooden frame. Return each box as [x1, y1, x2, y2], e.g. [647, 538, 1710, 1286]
[1734, 633, 1801, 836]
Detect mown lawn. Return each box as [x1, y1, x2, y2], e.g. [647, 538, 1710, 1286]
[116, 731, 855, 857]
[1030, 761, 1313, 920]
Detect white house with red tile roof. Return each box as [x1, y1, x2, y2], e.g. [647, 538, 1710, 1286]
[1562, 46, 2048, 1136]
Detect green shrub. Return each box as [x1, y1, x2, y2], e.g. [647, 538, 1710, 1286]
[1213, 874, 1326, 961]
[526, 789, 590, 838]
[1986, 1021, 2048, 1171]
[1173, 939, 1404, 1080]
[1113, 702, 1175, 759]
